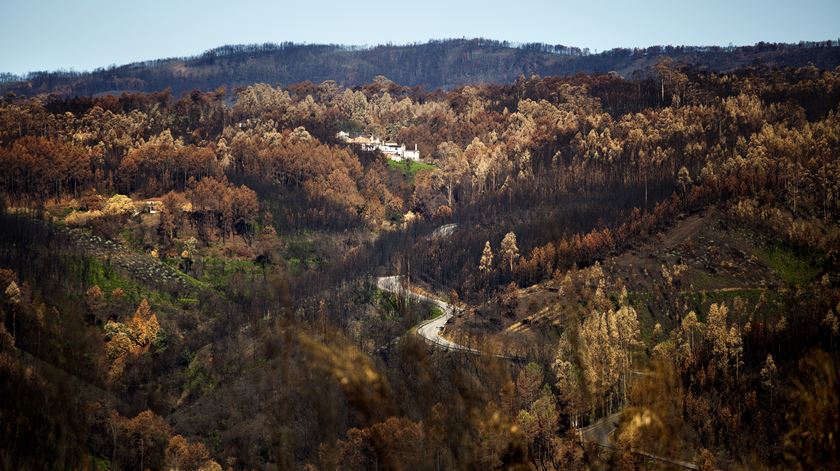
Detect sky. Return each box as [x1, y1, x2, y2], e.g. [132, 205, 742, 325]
[1, 0, 839, 75]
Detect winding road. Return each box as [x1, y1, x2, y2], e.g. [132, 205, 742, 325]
[376, 276, 479, 353]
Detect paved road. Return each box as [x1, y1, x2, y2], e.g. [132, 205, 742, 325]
[376, 276, 479, 353]
[578, 411, 698, 470]
[579, 411, 622, 447]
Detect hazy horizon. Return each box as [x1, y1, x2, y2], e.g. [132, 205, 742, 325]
[3, 36, 839, 78]
[2, 0, 838, 76]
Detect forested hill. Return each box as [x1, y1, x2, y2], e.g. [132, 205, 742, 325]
[3, 38, 840, 97]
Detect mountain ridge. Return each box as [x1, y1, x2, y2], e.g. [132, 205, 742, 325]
[3, 38, 840, 97]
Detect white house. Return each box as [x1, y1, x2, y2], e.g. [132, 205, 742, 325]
[388, 143, 420, 161]
[337, 132, 420, 161]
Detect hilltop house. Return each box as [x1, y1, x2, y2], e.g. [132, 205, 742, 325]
[337, 131, 420, 161]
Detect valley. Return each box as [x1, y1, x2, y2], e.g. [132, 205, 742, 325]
[1, 34, 838, 471]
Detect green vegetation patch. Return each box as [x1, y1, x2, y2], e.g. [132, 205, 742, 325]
[88, 455, 111, 471]
[283, 234, 324, 271]
[761, 244, 823, 286]
[201, 257, 263, 288]
[374, 288, 443, 327]
[624, 291, 657, 346]
[386, 159, 436, 180]
[685, 288, 783, 323]
[375, 290, 401, 318]
[63, 255, 183, 315]
[184, 363, 215, 395]
[178, 297, 199, 308]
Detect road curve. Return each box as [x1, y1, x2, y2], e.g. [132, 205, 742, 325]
[376, 276, 479, 354]
[578, 412, 698, 469]
[377, 276, 697, 469]
[578, 412, 621, 447]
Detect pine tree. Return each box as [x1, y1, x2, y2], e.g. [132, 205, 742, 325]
[822, 309, 839, 349]
[516, 362, 544, 410]
[760, 354, 777, 397]
[500, 231, 520, 272]
[677, 166, 693, 195]
[479, 241, 494, 273]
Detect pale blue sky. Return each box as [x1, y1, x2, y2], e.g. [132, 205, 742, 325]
[1, 0, 838, 75]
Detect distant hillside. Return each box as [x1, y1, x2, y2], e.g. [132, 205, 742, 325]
[3, 38, 840, 97]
